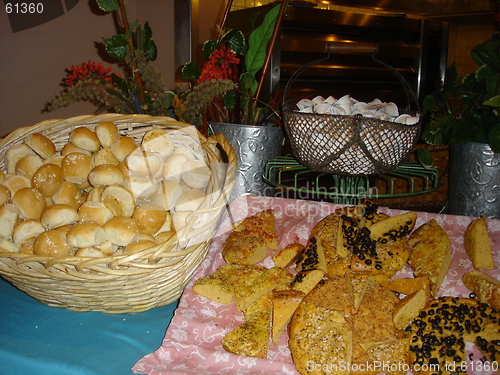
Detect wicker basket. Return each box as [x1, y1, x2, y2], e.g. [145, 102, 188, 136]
[283, 109, 421, 176]
[0, 114, 236, 313]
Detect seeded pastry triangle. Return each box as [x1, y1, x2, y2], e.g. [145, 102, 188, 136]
[360, 337, 410, 375]
[222, 307, 272, 358]
[271, 289, 305, 345]
[222, 209, 278, 265]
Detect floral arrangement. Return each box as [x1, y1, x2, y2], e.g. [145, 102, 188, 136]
[179, 4, 283, 130]
[46, 0, 178, 117]
[46, 0, 285, 134]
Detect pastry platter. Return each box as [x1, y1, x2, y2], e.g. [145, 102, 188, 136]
[133, 195, 500, 375]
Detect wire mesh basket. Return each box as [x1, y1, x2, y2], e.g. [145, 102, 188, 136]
[283, 45, 422, 176]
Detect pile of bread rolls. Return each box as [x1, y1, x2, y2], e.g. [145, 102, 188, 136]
[0, 122, 212, 259]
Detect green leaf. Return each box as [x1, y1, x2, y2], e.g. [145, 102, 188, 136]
[104, 34, 128, 60]
[221, 29, 246, 55]
[181, 62, 201, 81]
[245, 4, 280, 80]
[239, 71, 258, 97]
[202, 40, 219, 61]
[96, 0, 119, 12]
[484, 95, 500, 108]
[143, 22, 157, 61]
[111, 73, 129, 94]
[471, 38, 500, 73]
[416, 148, 434, 168]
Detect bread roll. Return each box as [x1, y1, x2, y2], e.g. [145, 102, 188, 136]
[88, 164, 124, 187]
[33, 230, 71, 257]
[3, 174, 31, 195]
[154, 230, 175, 245]
[4, 143, 36, 173]
[101, 185, 136, 217]
[0, 238, 19, 253]
[181, 160, 211, 190]
[175, 188, 205, 212]
[103, 216, 141, 246]
[0, 169, 4, 183]
[78, 201, 114, 225]
[92, 148, 119, 166]
[85, 186, 105, 202]
[162, 154, 188, 183]
[122, 239, 157, 254]
[12, 219, 45, 247]
[0, 203, 19, 240]
[74, 246, 106, 257]
[95, 122, 120, 148]
[125, 149, 163, 177]
[42, 154, 64, 166]
[40, 204, 79, 229]
[110, 136, 137, 162]
[12, 187, 46, 220]
[0, 184, 12, 205]
[52, 181, 84, 209]
[124, 174, 159, 201]
[66, 222, 107, 248]
[62, 152, 92, 184]
[24, 133, 56, 159]
[61, 142, 92, 156]
[69, 126, 101, 152]
[15, 154, 43, 179]
[141, 128, 175, 158]
[31, 163, 64, 197]
[132, 202, 167, 234]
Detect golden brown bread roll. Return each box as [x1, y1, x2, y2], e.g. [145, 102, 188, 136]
[52, 181, 84, 209]
[0, 238, 19, 253]
[69, 126, 101, 152]
[88, 164, 124, 187]
[3, 174, 31, 195]
[74, 246, 107, 257]
[78, 201, 114, 225]
[103, 216, 142, 246]
[33, 230, 71, 257]
[12, 219, 45, 247]
[40, 204, 79, 229]
[132, 202, 167, 234]
[154, 230, 175, 245]
[0, 203, 19, 240]
[110, 136, 137, 162]
[15, 154, 43, 179]
[61, 152, 92, 184]
[122, 239, 157, 254]
[66, 222, 108, 248]
[95, 122, 120, 148]
[4, 143, 36, 173]
[92, 148, 120, 166]
[101, 184, 136, 217]
[0, 184, 12, 205]
[61, 142, 92, 156]
[24, 133, 56, 159]
[31, 163, 64, 197]
[42, 154, 64, 166]
[141, 128, 175, 158]
[12, 187, 46, 220]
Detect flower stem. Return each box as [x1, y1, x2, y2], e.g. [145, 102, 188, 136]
[118, 0, 146, 107]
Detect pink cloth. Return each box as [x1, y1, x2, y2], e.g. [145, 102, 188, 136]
[133, 195, 500, 375]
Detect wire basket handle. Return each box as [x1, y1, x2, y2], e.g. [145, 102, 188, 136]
[283, 41, 420, 114]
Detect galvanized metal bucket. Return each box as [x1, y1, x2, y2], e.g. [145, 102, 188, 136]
[448, 142, 500, 219]
[209, 122, 285, 202]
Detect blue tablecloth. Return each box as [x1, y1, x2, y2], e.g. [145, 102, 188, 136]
[0, 277, 177, 375]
